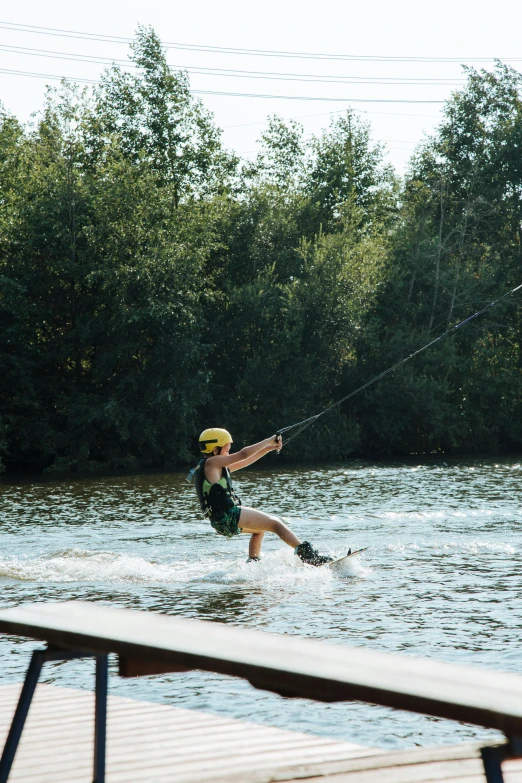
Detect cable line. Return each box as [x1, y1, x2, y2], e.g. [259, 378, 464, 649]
[193, 89, 445, 104]
[0, 67, 446, 102]
[0, 67, 98, 84]
[223, 107, 441, 129]
[1, 21, 520, 63]
[279, 282, 522, 446]
[0, 44, 466, 86]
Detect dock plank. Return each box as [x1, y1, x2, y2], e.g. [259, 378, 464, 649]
[0, 684, 378, 783]
[0, 682, 520, 782]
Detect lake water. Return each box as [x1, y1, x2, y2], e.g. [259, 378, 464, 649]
[0, 456, 521, 750]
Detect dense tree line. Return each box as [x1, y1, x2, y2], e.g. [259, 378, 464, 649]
[1, 29, 522, 473]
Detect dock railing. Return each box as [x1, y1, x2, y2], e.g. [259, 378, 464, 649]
[0, 600, 519, 783]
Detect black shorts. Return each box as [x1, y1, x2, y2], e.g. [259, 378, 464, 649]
[210, 506, 242, 538]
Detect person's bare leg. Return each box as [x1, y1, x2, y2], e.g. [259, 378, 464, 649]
[248, 532, 265, 559]
[240, 507, 301, 548]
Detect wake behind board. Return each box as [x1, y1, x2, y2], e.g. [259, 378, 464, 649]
[319, 547, 369, 568]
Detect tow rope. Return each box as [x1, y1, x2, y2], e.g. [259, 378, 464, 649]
[277, 282, 522, 446]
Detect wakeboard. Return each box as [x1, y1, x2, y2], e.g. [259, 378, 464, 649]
[319, 547, 368, 568]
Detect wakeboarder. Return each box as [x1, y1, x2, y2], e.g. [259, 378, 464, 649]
[189, 428, 333, 565]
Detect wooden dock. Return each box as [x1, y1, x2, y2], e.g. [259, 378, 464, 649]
[0, 682, 375, 783]
[1, 602, 522, 782]
[0, 682, 521, 783]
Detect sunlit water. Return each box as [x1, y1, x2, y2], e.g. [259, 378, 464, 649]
[1, 457, 521, 750]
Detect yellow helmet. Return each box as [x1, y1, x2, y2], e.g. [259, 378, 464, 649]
[199, 428, 233, 454]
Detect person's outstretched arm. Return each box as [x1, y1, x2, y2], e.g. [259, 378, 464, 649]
[229, 437, 282, 472]
[206, 436, 281, 472]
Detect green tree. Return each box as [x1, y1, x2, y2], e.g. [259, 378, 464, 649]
[201, 200, 387, 459]
[360, 62, 522, 455]
[0, 72, 220, 471]
[0, 107, 35, 471]
[243, 115, 305, 192]
[305, 111, 398, 235]
[94, 26, 237, 205]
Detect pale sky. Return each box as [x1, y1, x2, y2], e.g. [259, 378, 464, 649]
[1, 0, 521, 175]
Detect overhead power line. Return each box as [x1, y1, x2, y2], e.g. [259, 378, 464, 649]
[0, 67, 98, 84]
[223, 105, 441, 129]
[0, 20, 519, 64]
[0, 44, 129, 67]
[194, 89, 444, 104]
[0, 44, 466, 86]
[223, 108, 440, 129]
[0, 67, 446, 103]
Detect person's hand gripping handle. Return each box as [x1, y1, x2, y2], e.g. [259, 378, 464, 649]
[275, 431, 282, 454]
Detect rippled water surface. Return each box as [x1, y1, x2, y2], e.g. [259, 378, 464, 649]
[1, 457, 521, 750]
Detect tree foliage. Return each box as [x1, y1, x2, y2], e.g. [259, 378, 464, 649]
[1, 37, 522, 473]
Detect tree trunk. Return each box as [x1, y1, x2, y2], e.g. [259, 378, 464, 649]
[428, 178, 445, 332]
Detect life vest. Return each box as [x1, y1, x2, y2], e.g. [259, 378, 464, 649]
[187, 458, 241, 518]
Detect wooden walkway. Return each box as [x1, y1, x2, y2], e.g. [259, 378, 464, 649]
[1, 603, 522, 782]
[0, 683, 376, 783]
[1, 682, 521, 783]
